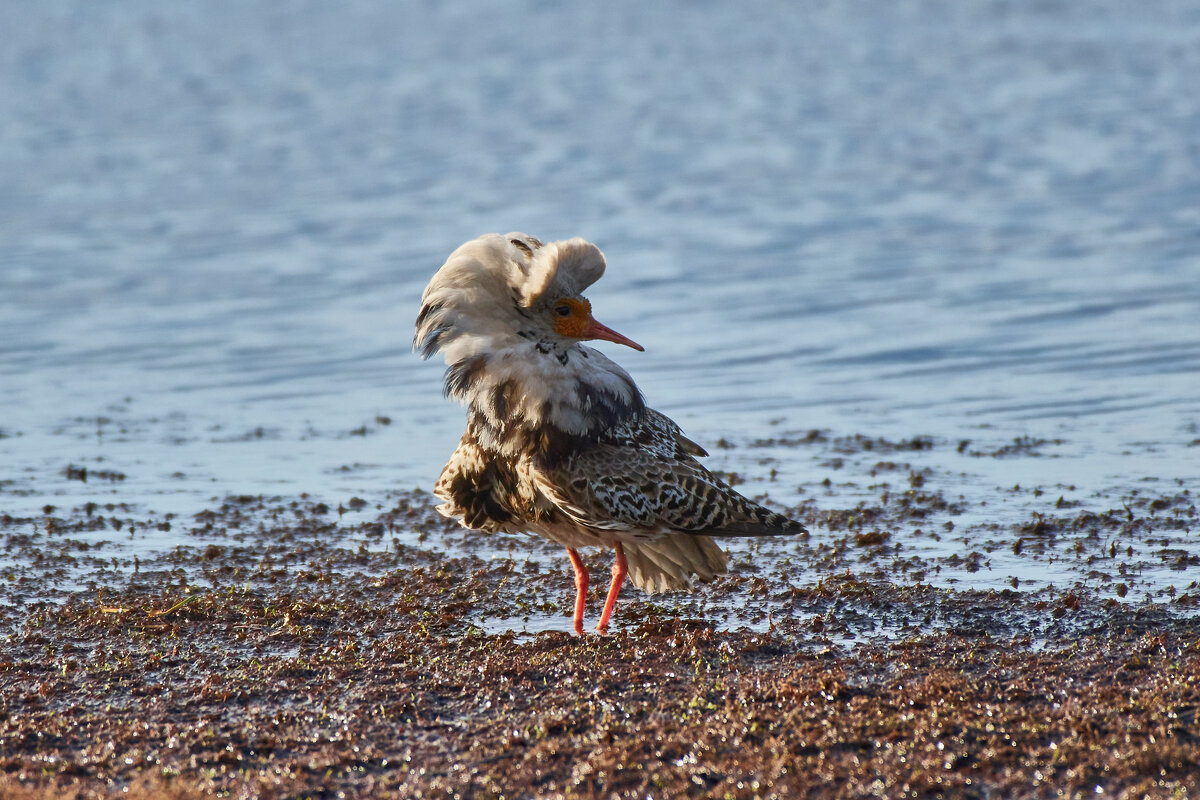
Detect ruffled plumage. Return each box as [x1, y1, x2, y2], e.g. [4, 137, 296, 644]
[416, 233, 806, 632]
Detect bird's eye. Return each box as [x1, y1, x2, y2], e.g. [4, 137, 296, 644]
[555, 304, 571, 317]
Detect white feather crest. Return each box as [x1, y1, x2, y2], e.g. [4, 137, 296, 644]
[414, 232, 607, 359]
[419, 232, 604, 309]
[520, 237, 606, 306]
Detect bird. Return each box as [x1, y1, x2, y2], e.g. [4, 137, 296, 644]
[414, 233, 806, 634]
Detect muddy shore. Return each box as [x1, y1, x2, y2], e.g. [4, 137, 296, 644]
[2, 434, 1199, 799]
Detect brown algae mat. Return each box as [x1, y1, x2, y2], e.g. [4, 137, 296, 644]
[2, 438, 1200, 798]
[2, 599, 1198, 800]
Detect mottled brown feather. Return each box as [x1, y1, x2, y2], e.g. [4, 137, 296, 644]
[535, 411, 806, 538]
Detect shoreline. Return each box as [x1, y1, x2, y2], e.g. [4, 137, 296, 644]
[2, 480, 1199, 798]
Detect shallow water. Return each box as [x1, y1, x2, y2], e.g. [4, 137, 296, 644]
[2, 2, 1198, 608]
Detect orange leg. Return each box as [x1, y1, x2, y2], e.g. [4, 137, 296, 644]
[566, 548, 589, 635]
[596, 542, 628, 633]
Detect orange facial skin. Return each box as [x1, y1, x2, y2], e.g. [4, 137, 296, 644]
[552, 297, 644, 351]
[551, 297, 595, 338]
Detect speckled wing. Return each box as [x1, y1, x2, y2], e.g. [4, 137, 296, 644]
[533, 410, 806, 537]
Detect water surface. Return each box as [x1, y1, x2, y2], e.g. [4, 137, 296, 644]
[2, 1, 1198, 608]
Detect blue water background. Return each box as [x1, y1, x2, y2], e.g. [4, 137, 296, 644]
[1, 2, 1198, 601]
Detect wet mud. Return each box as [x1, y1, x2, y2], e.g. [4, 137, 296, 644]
[2, 433, 1198, 799]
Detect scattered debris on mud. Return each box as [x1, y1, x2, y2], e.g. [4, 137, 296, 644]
[2, 586, 1197, 799]
[2, 430, 1198, 798]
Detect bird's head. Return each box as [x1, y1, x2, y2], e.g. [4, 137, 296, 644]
[414, 233, 642, 362]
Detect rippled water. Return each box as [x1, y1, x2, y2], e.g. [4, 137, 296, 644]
[2, 2, 1198, 601]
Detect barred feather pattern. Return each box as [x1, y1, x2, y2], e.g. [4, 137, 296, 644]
[418, 232, 807, 594]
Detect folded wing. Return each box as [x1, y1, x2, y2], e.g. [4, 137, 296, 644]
[534, 410, 806, 538]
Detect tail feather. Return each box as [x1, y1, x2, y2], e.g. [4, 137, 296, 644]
[624, 535, 728, 594]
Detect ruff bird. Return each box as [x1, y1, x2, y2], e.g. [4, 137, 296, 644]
[415, 233, 806, 634]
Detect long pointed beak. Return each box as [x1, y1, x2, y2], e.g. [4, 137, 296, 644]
[582, 317, 644, 351]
